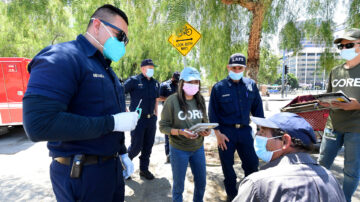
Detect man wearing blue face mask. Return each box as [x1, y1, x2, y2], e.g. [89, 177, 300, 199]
[124, 59, 160, 180]
[208, 53, 264, 201]
[233, 112, 345, 202]
[318, 28, 360, 202]
[23, 4, 138, 202]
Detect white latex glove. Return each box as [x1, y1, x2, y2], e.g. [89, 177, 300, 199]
[112, 112, 139, 132]
[120, 153, 134, 179]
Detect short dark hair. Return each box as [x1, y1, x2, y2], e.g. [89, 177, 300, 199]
[87, 4, 129, 29]
[270, 128, 314, 152]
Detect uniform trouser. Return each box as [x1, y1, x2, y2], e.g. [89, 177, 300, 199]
[165, 134, 170, 155]
[50, 157, 124, 202]
[318, 128, 360, 202]
[128, 115, 157, 171]
[218, 125, 259, 199]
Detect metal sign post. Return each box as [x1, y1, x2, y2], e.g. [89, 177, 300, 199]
[281, 50, 285, 98]
[183, 56, 187, 67]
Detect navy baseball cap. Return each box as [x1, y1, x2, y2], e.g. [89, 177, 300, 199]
[180, 67, 201, 82]
[228, 53, 246, 67]
[251, 112, 316, 146]
[172, 71, 180, 81]
[334, 28, 360, 44]
[141, 59, 157, 67]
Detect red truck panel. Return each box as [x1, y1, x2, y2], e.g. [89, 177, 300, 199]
[0, 57, 31, 126]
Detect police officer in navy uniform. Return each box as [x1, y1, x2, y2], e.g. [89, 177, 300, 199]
[124, 59, 160, 180]
[158, 71, 180, 163]
[208, 53, 264, 201]
[23, 5, 138, 202]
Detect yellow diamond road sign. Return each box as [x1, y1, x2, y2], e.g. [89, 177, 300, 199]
[168, 22, 201, 56]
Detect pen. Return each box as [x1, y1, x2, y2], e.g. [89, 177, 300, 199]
[135, 99, 142, 118]
[136, 99, 142, 109]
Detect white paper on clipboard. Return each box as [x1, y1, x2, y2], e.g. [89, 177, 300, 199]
[189, 123, 219, 133]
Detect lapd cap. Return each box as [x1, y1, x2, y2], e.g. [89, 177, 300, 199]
[251, 112, 316, 146]
[228, 53, 246, 67]
[334, 28, 360, 44]
[180, 67, 201, 82]
[141, 59, 157, 67]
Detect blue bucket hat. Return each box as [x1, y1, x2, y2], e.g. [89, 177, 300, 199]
[251, 112, 316, 146]
[180, 67, 201, 82]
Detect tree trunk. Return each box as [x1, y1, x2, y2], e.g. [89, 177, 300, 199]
[222, 0, 268, 83]
[246, 3, 265, 83]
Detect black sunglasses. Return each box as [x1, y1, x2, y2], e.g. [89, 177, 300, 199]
[97, 19, 129, 46]
[337, 42, 360, 50]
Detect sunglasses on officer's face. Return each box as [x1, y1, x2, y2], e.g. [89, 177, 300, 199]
[337, 42, 360, 50]
[98, 19, 129, 46]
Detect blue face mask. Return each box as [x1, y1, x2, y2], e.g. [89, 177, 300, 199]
[86, 23, 126, 62]
[340, 48, 359, 61]
[146, 68, 154, 78]
[103, 38, 126, 62]
[102, 23, 126, 62]
[229, 70, 243, 80]
[253, 135, 282, 163]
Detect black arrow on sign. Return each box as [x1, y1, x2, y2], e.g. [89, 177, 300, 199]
[176, 38, 193, 42]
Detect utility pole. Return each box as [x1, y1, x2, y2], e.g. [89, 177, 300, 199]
[281, 50, 286, 98]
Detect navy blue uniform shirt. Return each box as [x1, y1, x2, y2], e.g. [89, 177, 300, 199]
[124, 74, 159, 116]
[25, 34, 127, 157]
[160, 79, 178, 98]
[209, 76, 264, 128]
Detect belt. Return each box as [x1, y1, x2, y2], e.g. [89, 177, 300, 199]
[141, 114, 153, 119]
[54, 153, 119, 166]
[223, 124, 245, 128]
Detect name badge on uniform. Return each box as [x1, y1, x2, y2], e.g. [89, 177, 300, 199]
[138, 83, 143, 88]
[222, 94, 230, 97]
[93, 73, 104, 78]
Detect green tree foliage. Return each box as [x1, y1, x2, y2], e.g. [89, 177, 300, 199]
[318, 49, 344, 73]
[275, 73, 299, 89]
[348, 0, 360, 28]
[221, 0, 349, 82]
[279, 21, 302, 53]
[1, 0, 75, 57]
[257, 48, 279, 85]
[0, 0, 354, 85]
[279, 0, 340, 77]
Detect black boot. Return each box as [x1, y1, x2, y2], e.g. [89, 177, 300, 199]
[140, 170, 155, 180]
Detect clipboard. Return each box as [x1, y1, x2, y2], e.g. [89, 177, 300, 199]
[313, 90, 351, 103]
[188, 123, 219, 133]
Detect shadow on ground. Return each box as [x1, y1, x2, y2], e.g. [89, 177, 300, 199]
[125, 176, 172, 202]
[0, 175, 54, 202]
[0, 127, 34, 155]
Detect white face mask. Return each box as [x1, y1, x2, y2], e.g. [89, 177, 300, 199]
[253, 135, 282, 163]
[340, 48, 359, 61]
[146, 68, 154, 77]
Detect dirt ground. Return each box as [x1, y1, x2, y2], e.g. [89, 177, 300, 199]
[1, 96, 360, 201]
